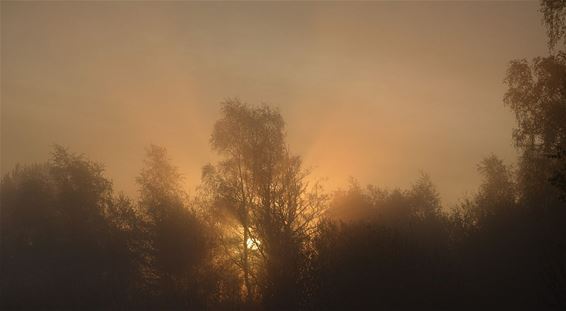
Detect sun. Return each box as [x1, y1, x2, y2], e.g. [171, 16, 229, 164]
[246, 237, 259, 250]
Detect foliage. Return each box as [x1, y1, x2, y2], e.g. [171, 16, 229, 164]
[203, 99, 326, 309]
[1, 147, 139, 309]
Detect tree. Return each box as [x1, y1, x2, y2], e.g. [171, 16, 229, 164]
[203, 99, 325, 308]
[542, 0, 566, 51]
[310, 176, 453, 310]
[476, 155, 517, 213]
[506, 3, 566, 200]
[136, 145, 214, 309]
[407, 173, 442, 219]
[1, 146, 139, 309]
[503, 4, 566, 305]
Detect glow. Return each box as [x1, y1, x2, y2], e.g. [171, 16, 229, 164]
[246, 237, 259, 250]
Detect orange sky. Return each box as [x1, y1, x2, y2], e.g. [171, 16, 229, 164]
[1, 1, 549, 205]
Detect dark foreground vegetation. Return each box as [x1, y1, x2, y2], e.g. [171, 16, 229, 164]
[2, 1, 566, 310]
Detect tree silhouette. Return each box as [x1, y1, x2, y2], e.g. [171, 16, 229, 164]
[1, 146, 139, 309]
[542, 0, 566, 51]
[203, 99, 326, 308]
[136, 144, 216, 309]
[504, 2, 566, 306]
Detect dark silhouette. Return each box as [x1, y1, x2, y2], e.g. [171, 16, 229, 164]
[202, 100, 325, 309]
[135, 145, 223, 309]
[1, 146, 139, 309]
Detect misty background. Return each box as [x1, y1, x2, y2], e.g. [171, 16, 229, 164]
[1, 1, 548, 204]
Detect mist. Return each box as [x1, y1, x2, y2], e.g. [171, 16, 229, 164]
[1, 1, 548, 204]
[2, 1, 566, 310]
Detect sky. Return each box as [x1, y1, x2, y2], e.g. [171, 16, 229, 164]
[1, 1, 549, 205]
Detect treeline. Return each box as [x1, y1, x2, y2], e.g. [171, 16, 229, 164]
[2, 1, 566, 310]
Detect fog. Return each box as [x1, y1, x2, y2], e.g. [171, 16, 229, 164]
[1, 1, 548, 204]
